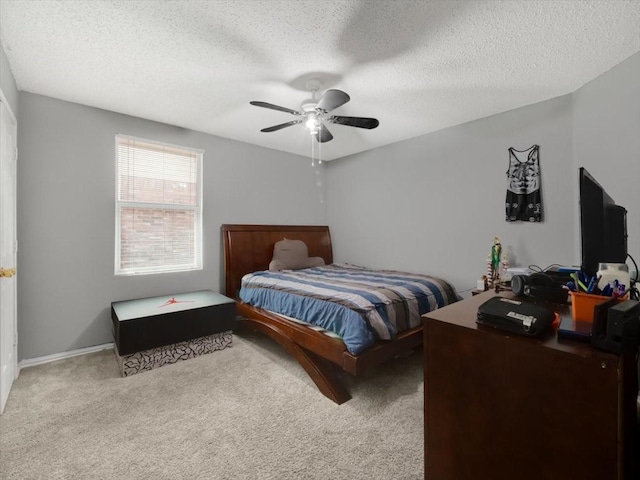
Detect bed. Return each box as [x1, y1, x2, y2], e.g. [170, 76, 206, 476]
[222, 224, 459, 404]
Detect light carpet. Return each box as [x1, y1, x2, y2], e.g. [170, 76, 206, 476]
[0, 333, 424, 479]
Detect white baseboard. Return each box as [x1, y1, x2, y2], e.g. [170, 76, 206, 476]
[19, 342, 114, 370]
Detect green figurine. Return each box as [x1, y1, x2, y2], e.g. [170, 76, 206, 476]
[491, 237, 502, 283]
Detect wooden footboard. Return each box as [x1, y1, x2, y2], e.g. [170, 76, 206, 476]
[237, 302, 351, 404]
[236, 301, 424, 404]
[341, 324, 424, 375]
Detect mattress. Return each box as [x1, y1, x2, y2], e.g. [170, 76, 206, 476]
[239, 263, 460, 354]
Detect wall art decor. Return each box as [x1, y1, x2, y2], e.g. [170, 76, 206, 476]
[505, 144, 542, 222]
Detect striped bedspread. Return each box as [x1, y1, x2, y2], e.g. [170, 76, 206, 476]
[239, 264, 460, 354]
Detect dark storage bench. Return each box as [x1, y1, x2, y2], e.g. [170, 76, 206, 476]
[111, 290, 236, 376]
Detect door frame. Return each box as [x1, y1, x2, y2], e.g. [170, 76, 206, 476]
[0, 88, 18, 414]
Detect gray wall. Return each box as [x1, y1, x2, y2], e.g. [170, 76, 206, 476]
[17, 93, 326, 360]
[326, 52, 639, 295]
[0, 43, 18, 118]
[325, 96, 575, 294]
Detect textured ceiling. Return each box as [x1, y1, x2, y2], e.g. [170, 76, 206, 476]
[1, 0, 639, 161]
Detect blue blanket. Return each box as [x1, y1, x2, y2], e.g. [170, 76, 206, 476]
[239, 264, 460, 354]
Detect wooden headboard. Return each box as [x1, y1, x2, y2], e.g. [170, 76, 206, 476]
[222, 224, 333, 299]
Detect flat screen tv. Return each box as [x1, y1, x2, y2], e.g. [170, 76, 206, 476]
[579, 167, 628, 276]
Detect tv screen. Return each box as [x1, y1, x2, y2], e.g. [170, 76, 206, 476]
[579, 167, 628, 276]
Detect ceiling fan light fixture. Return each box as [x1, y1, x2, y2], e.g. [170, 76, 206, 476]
[305, 113, 319, 131]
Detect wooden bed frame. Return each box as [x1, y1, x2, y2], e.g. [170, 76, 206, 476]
[222, 224, 424, 404]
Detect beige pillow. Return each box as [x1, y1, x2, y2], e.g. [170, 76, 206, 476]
[268, 239, 325, 271]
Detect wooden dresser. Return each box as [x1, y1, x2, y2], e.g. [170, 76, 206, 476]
[423, 290, 639, 480]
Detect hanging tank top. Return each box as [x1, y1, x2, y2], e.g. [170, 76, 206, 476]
[505, 145, 542, 222]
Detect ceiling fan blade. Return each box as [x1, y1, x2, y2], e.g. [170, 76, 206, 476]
[250, 101, 302, 116]
[315, 89, 350, 113]
[260, 120, 303, 132]
[328, 115, 379, 129]
[315, 125, 333, 143]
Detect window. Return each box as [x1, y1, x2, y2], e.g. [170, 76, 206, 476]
[115, 135, 203, 275]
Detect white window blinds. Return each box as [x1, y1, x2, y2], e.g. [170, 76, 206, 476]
[115, 135, 203, 275]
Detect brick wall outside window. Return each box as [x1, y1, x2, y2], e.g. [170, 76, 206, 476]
[119, 207, 195, 270]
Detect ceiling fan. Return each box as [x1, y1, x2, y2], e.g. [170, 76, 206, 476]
[250, 86, 379, 143]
